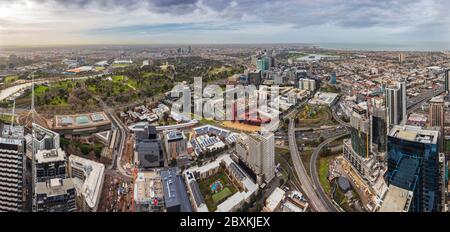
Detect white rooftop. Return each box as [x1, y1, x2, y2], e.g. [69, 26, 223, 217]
[35, 148, 66, 164]
[379, 185, 413, 212]
[69, 155, 105, 209]
[265, 187, 285, 212]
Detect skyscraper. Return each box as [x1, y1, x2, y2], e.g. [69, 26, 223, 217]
[398, 53, 405, 65]
[386, 125, 443, 212]
[245, 132, 275, 184]
[32, 122, 60, 154]
[32, 126, 76, 212]
[34, 148, 67, 182]
[0, 125, 26, 212]
[329, 72, 337, 85]
[34, 178, 76, 212]
[385, 81, 407, 126]
[370, 107, 387, 153]
[429, 96, 445, 152]
[399, 80, 407, 123]
[33, 148, 76, 212]
[256, 56, 269, 71]
[445, 69, 450, 94]
[349, 112, 370, 158]
[164, 130, 187, 160]
[247, 70, 262, 87]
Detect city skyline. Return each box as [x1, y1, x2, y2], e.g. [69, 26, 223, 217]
[1, 0, 450, 47]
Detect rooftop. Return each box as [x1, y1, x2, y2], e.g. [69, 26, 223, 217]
[160, 168, 192, 212]
[136, 141, 163, 168]
[134, 172, 164, 203]
[2, 125, 24, 139]
[35, 178, 75, 197]
[166, 130, 185, 141]
[36, 148, 66, 164]
[68, 155, 105, 209]
[389, 125, 439, 144]
[264, 187, 285, 212]
[379, 185, 413, 212]
[54, 112, 111, 129]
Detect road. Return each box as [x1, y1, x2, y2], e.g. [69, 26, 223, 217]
[109, 112, 131, 178]
[89, 88, 132, 178]
[406, 86, 444, 113]
[288, 118, 331, 212]
[331, 104, 350, 127]
[309, 132, 349, 212]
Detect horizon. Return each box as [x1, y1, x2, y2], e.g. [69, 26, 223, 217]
[2, 41, 450, 52]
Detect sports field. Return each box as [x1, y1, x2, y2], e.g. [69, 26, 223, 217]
[221, 121, 260, 132]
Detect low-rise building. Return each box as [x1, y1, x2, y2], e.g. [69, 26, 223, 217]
[161, 168, 193, 212]
[263, 187, 285, 212]
[183, 154, 259, 212]
[52, 112, 111, 135]
[134, 171, 164, 212]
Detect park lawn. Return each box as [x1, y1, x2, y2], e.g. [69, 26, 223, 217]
[286, 52, 309, 60]
[212, 187, 233, 205]
[320, 85, 340, 93]
[34, 85, 49, 95]
[0, 114, 13, 123]
[317, 154, 338, 195]
[54, 80, 75, 91]
[127, 79, 138, 89]
[49, 96, 68, 106]
[95, 66, 105, 71]
[111, 75, 137, 89]
[111, 82, 131, 95]
[112, 75, 125, 82]
[300, 149, 313, 175]
[112, 63, 130, 67]
[297, 104, 333, 127]
[25, 85, 49, 98]
[87, 84, 97, 93]
[209, 66, 232, 75]
[142, 72, 164, 78]
[4, 75, 18, 84]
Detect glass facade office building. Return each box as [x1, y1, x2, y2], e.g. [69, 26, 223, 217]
[387, 126, 441, 212]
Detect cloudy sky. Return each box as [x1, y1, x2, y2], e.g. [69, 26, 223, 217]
[0, 0, 449, 46]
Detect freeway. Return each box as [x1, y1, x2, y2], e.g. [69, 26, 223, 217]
[406, 86, 444, 113]
[309, 132, 350, 212]
[288, 118, 332, 212]
[331, 104, 350, 128]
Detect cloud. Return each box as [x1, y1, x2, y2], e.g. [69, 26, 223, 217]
[0, 0, 449, 45]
